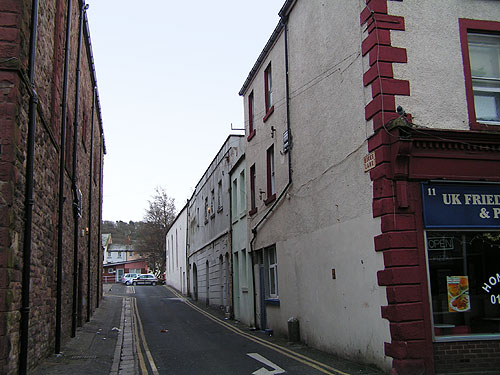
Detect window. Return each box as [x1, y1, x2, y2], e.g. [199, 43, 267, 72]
[239, 170, 246, 215]
[117, 251, 122, 258]
[427, 231, 500, 340]
[250, 164, 257, 215]
[460, 19, 500, 128]
[204, 197, 208, 223]
[264, 63, 274, 121]
[248, 91, 255, 140]
[232, 178, 238, 218]
[217, 180, 223, 211]
[108, 268, 114, 274]
[210, 189, 215, 218]
[267, 246, 278, 298]
[266, 145, 276, 204]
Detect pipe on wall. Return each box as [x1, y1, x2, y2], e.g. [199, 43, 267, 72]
[96, 135, 104, 307]
[19, 1, 39, 373]
[55, 0, 72, 353]
[71, 0, 87, 338]
[86, 85, 96, 322]
[249, 15, 293, 329]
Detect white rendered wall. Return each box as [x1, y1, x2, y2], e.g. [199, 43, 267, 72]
[166, 205, 188, 294]
[242, 0, 390, 370]
[387, 0, 500, 130]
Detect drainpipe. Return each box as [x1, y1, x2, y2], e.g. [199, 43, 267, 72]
[86, 86, 96, 322]
[96, 136, 104, 307]
[71, 0, 88, 338]
[55, 0, 72, 354]
[19, 1, 39, 374]
[249, 15, 293, 328]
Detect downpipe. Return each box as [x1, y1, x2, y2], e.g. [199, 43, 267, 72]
[55, 0, 72, 354]
[86, 85, 96, 322]
[96, 135, 104, 307]
[19, 0, 39, 373]
[71, 0, 88, 338]
[250, 16, 293, 329]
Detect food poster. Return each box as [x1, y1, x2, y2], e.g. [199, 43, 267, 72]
[447, 276, 470, 312]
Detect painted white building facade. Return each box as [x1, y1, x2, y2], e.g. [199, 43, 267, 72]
[238, 1, 500, 374]
[166, 204, 188, 294]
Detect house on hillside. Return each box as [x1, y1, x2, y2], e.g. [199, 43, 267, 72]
[0, 1, 105, 374]
[239, 1, 500, 374]
[187, 135, 245, 315]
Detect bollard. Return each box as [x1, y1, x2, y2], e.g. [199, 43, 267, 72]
[287, 317, 300, 343]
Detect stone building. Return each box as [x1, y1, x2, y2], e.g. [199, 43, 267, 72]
[0, 1, 105, 374]
[187, 135, 244, 313]
[239, 0, 500, 374]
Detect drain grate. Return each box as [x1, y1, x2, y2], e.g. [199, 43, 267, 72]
[68, 355, 97, 360]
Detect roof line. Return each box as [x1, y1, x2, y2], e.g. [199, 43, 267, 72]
[238, 0, 297, 96]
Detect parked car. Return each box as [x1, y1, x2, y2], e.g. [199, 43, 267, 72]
[122, 273, 140, 285]
[132, 274, 158, 286]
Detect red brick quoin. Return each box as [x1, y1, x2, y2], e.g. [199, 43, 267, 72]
[360, 1, 432, 374]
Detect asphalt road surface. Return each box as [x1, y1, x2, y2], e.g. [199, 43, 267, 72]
[110, 283, 383, 375]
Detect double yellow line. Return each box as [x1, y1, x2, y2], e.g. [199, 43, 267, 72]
[164, 285, 351, 375]
[132, 297, 159, 375]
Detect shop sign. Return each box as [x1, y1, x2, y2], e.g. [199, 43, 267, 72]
[422, 183, 500, 228]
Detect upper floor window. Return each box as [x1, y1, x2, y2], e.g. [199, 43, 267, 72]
[469, 33, 500, 123]
[248, 92, 255, 140]
[266, 145, 276, 204]
[264, 63, 274, 120]
[232, 178, 238, 218]
[239, 170, 246, 215]
[217, 180, 223, 211]
[250, 164, 257, 215]
[460, 19, 500, 129]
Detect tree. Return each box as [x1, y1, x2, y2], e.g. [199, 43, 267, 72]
[136, 187, 176, 276]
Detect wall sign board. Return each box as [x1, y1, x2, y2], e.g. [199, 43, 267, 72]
[421, 183, 500, 228]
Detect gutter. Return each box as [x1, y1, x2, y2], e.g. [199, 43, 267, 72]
[19, 1, 39, 373]
[55, 0, 72, 355]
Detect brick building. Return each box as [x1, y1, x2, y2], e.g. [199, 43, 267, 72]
[0, 1, 105, 374]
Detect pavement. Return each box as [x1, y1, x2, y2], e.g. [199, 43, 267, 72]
[31, 284, 136, 375]
[31, 284, 383, 375]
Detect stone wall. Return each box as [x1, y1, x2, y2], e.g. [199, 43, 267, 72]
[0, 0, 104, 373]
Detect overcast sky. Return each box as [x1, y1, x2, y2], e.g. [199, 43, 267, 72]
[86, 0, 285, 222]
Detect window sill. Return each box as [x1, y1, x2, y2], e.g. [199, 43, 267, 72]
[470, 121, 500, 132]
[249, 207, 258, 216]
[265, 298, 280, 306]
[247, 129, 256, 141]
[263, 106, 274, 123]
[264, 194, 276, 206]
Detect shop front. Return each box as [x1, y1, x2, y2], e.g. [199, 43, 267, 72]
[371, 126, 500, 374]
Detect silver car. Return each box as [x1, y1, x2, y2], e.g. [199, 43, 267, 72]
[132, 274, 158, 286]
[122, 273, 140, 285]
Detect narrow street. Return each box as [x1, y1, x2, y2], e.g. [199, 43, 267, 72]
[108, 284, 382, 375]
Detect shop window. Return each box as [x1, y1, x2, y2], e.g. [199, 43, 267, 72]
[427, 231, 500, 339]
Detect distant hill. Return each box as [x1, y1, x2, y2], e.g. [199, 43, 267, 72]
[102, 220, 141, 244]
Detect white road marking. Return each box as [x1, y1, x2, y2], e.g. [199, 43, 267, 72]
[247, 353, 285, 374]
